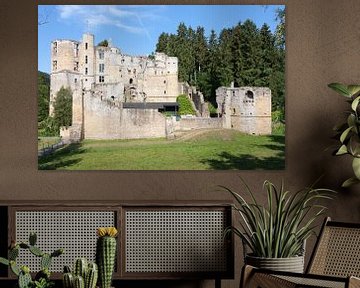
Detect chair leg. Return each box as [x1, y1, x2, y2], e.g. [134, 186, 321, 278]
[240, 265, 255, 288]
[349, 276, 360, 288]
[240, 265, 296, 288]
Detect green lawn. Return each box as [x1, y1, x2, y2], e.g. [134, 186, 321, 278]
[38, 130, 285, 170]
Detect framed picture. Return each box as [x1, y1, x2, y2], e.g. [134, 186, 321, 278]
[38, 4, 285, 170]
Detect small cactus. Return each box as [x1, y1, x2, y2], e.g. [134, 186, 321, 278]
[63, 272, 74, 288]
[74, 258, 88, 279]
[85, 263, 98, 288]
[96, 227, 118, 288]
[74, 275, 85, 288]
[63, 259, 98, 288]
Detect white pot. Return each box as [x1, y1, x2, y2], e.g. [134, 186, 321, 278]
[245, 254, 305, 273]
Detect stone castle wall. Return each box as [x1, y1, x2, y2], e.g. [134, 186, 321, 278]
[83, 93, 166, 140]
[216, 86, 272, 135]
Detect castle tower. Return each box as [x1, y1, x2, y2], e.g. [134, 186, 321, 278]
[49, 39, 80, 115]
[79, 33, 96, 90]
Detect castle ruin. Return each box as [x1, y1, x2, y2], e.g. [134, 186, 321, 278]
[49, 33, 272, 141]
[216, 84, 272, 135]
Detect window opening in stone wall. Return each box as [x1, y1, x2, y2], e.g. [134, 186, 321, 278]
[75, 43, 79, 57]
[99, 63, 104, 73]
[164, 90, 166, 94]
[53, 42, 57, 54]
[85, 43, 88, 50]
[246, 90, 254, 99]
[75, 78, 77, 83]
[99, 50, 104, 60]
[52, 60, 57, 71]
[164, 80, 166, 84]
[74, 62, 79, 71]
[85, 55, 88, 64]
[85, 68, 88, 75]
[111, 96, 115, 101]
[129, 78, 133, 84]
[99, 76, 104, 83]
[233, 108, 236, 114]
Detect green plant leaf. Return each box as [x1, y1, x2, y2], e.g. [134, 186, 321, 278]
[336, 144, 348, 155]
[340, 126, 353, 143]
[0, 257, 9, 266]
[347, 114, 356, 127]
[351, 96, 360, 111]
[328, 83, 352, 97]
[352, 157, 360, 179]
[342, 177, 360, 188]
[347, 85, 360, 97]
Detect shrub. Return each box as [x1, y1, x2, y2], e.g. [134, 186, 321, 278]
[176, 94, 196, 115]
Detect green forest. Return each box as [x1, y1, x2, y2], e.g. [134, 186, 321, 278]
[155, 9, 285, 122]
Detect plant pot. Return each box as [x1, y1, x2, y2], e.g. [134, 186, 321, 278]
[245, 254, 305, 273]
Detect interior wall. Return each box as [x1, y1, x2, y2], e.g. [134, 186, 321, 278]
[1, 0, 360, 287]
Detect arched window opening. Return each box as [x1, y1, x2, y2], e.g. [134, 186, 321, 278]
[246, 90, 254, 99]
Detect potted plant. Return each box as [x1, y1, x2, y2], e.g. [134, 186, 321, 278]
[222, 179, 334, 273]
[328, 83, 360, 187]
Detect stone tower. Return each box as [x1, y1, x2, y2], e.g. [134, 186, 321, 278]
[216, 85, 272, 135]
[79, 33, 96, 90]
[49, 38, 81, 115]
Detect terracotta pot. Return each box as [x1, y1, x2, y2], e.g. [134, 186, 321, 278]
[245, 254, 305, 273]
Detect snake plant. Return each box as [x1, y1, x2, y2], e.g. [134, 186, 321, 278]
[222, 179, 335, 258]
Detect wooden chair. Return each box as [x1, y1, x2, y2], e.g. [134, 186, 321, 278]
[241, 217, 360, 288]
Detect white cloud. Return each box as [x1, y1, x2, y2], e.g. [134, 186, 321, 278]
[56, 5, 166, 40]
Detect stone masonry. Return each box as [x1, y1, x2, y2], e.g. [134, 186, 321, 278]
[216, 84, 272, 135]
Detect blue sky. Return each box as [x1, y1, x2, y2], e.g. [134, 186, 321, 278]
[38, 5, 284, 73]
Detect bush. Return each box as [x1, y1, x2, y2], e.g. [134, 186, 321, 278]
[38, 116, 59, 137]
[176, 94, 196, 115]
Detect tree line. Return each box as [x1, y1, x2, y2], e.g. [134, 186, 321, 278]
[155, 9, 285, 120]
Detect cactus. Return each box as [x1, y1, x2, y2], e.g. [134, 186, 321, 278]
[74, 275, 85, 288]
[74, 258, 88, 279]
[0, 233, 63, 288]
[9, 246, 19, 260]
[18, 270, 32, 288]
[29, 232, 37, 246]
[85, 263, 98, 288]
[41, 253, 52, 270]
[96, 227, 118, 288]
[29, 245, 44, 257]
[63, 259, 98, 288]
[63, 272, 74, 288]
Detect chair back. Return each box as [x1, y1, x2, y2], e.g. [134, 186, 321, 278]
[307, 217, 360, 278]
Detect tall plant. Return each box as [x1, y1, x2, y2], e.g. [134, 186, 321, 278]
[328, 83, 360, 187]
[223, 180, 334, 258]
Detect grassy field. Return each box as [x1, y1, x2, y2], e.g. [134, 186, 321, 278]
[38, 129, 285, 170]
